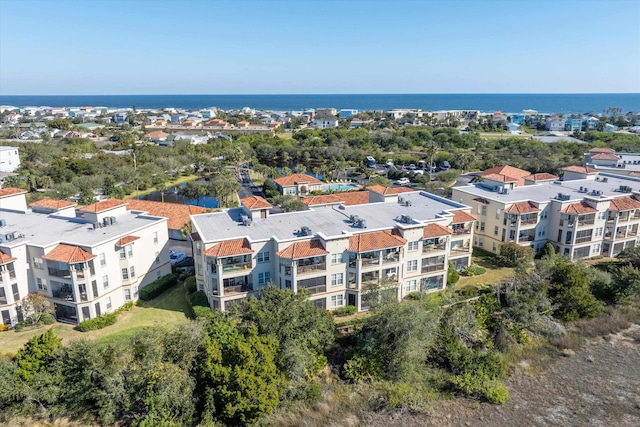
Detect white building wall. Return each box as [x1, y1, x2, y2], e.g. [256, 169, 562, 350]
[0, 147, 20, 173]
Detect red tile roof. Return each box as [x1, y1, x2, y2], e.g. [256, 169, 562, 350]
[0, 250, 17, 264]
[273, 173, 323, 187]
[144, 130, 169, 139]
[504, 201, 541, 214]
[276, 240, 329, 259]
[482, 173, 519, 183]
[366, 185, 413, 195]
[527, 173, 559, 181]
[348, 230, 407, 252]
[126, 199, 209, 230]
[423, 223, 453, 238]
[80, 199, 127, 213]
[0, 188, 27, 198]
[609, 197, 640, 211]
[205, 238, 253, 257]
[591, 153, 620, 160]
[301, 191, 370, 206]
[43, 244, 95, 263]
[560, 202, 597, 214]
[451, 211, 477, 223]
[240, 195, 272, 209]
[30, 198, 77, 209]
[301, 194, 342, 206]
[115, 235, 140, 246]
[481, 166, 531, 186]
[589, 147, 616, 153]
[562, 166, 598, 174]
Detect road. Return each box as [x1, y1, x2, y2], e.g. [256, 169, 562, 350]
[237, 169, 265, 199]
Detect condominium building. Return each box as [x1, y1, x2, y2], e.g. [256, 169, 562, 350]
[190, 189, 476, 312]
[452, 165, 640, 260]
[0, 191, 172, 326]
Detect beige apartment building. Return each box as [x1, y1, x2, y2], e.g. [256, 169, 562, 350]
[190, 189, 476, 312]
[452, 165, 640, 260]
[0, 191, 172, 326]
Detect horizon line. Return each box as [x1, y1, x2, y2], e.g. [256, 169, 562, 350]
[1, 92, 639, 97]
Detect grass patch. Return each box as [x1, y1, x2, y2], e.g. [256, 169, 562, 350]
[572, 307, 633, 337]
[0, 282, 191, 356]
[503, 338, 558, 374]
[248, 169, 265, 187]
[124, 174, 198, 199]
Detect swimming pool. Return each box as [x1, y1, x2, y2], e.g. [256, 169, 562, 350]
[323, 183, 359, 192]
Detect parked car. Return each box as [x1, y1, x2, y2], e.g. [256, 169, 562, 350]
[170, 250, 187, 265]
[408, 164, 416, 170]
[394, 177, 411, 185]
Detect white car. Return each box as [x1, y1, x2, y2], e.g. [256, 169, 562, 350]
[394, 178, 411, 185]
[170, 250, 187, 265]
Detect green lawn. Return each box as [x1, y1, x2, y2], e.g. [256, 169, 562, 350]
[455, 247, 516, 291]
[124, 174, 198, 199]
[0, 282, 192, 356]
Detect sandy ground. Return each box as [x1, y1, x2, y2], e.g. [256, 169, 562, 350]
[360, 326, 640, 427]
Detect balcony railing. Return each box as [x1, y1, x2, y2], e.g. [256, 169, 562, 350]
[298, 284, 326, 295]
[422, 263, 445, 273]
[450, 245, 471, 254]
[8, 270, 16, 280]
[224, 284, 250, 294]
[520, 217, 538, 225]
[452, 227, 472, 235]
[518, 235, 535, 242]
[423, 243, 446, 253]
[297, 262, 327, 275]
[221, 261, 252, 272]
[578, 219, 595, 226]
[616, 231, 626, 239]
[361, 257, 380, 266]
[52, 288, 75, 302]
[48, 268, 71, 279]
[382, 253, 400, 264]
[575, 236, 592, 244]
[75, 269, 85, 279]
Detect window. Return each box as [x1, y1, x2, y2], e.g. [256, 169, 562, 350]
[82, 307, 90, 320]
[119, 248, 126, 259]
[592, 243, 601, 254]
[0, 288, 6, 305]
[37, 278, 47, 291]
[480, 222, 485, 231]
[595, 227, 603, 237]
[133, 286, 138, 297]
[257, 251, 270, 263]
[124, 289, 131, 300]
[106, 297, 112, 310]
[157, 271, 161, 279]
[12, 284, 19, 302]
[407, 260, 418, 272]
[494, 226, 499, 235]
[598, 212, 606, 220]
[331, 273, 343, 286]
[196, 242, 202, 256]
[481, 205, 487, 216]
[258, 272, 271, 285]
[130, 266, 135, 278]
[331, 253, 342, 264]
[408, 241, 420, 251]
[102, 275, 109, 289]
[404, 279, 417, 293]
[492, 242, 497, 252]
[330, 294, 344, 307]
[541, 210, 548, 220]
[127, 246, 133, 258]
[122, 268, 129, 280]
[99, 253, 106, 267]
[153, 231, 158, 244]
[537, 226, 547, 237]
[496, 209, 501, 220]
[33, 257, 44, 269]
[155, 252, 160, 264]
[479, 237, 484, 247]
[197, 263, 202, 275]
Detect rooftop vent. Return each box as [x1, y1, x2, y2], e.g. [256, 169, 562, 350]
[400, 214, 413, 224]
[556, 193, 571, 201]
[352, 218, 367, 229]
[619, 185, 633, 193]
[241, 215, 252, 226]
[300, 226, 312, 236]
[0, 219, 5, 227]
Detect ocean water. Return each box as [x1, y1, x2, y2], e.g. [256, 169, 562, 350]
[0, 93, 638, 114]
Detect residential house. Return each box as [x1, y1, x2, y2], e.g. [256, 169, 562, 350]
[340, 109, 358, 118]
[0, 147, 20, 173]
[273, 174, 324, 196]
[604, 124, 619, 132]
[311, 116, 339, 129]
[144, 130, 170, 143]
[546, 116, 566, 131]
[316, 108, 337, 116]
[567, 117, 583, 132]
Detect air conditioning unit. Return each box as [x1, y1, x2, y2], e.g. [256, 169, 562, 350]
[110, 216, 117, 224]
[0, 219, 6, 227]
[103, 217, 110, 226]
[4, 232, 15, 242]
[300, 226, 312, 236]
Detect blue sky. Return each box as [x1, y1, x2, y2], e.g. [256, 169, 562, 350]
[1, 0, 639, 95]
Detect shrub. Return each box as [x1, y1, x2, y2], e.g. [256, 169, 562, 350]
[405, 291, 423, 300]
[40, 313, 56, 325]
[482, 380, 510, 404]
[497, 242, 534, 269]
[184, 276, 197, 295]
[192, 305, 213, 318]
[282, 382, 322, 403]
[188, 291, 209, 307]
[120, 301, 135, 312]
[573, 308, 631, 337]
[447, 261, 460, 285]
[139, 273, 179, 301]
[332, 305, 357, 317]
[14, 322, 25, 332]
[77, 312, 117, 332]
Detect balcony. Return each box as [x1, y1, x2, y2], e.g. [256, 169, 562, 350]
[452, 226, 472, 235]
[52, 284, 75, 302]
[422, 263, 445, 273]
[518, 234, 535, 242]
[297, 284, 326, 295]
[297, 262, 327, 275]
[224, 284, 250, 294]
[382, 252, 400, 264]
[223, 276, 252, 294]
[221, 259, 252, 272]
[361, 257, 380, 267]
[520, 217, 538, 226]
[450, 245, 471, 254]
[423, 243, 446, 253]
[48, 267, 72, 279]
[575, 236, 592, 244]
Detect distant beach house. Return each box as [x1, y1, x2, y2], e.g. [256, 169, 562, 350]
[311, 116, 339, 129]
[506, 122, 521, 132]
[273, 173, 323, 196]
[545, 116, 566, 132]
[144, 130, 169, 143]
[604, 123, 619, 132]
[566, 117, 583, 132]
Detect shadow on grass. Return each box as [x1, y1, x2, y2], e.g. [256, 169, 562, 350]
[138, 281, 192, 315]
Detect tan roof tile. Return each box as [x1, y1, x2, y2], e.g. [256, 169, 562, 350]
[0, 250, 17, 264]
[301, 194, 342, 206]
[562, 165, 598, 174]
[276, 240, 329, 259]
[205, 238, 253, 257]
[30, 198, 77, 209]
[273, 173, 323, 186]
[126, 200, 209, 230]
[240, 195, 272, 209]
[301, 191, 370, 206]
[560, 202, 597, 214]
[115, 235, 140, 246]
[43, 244, 95, 263]
[589, 147, 616, 153]
[366, 185, 413, 195]
[451, 211, 477, 223]
[482, 173, 519, 183]
[0, 188, 27, 198]
[144, 130, 169, 139]
[609, 197, 640, 211]
[423, 223, 453, 238]
[80, 199, 127, 213]
[348, 230, 407, 252]
[504, 201, 541, 214]
[591, 153, 620, 160]
[481, 165, 531, 187]
[527, 173, 559, 181]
